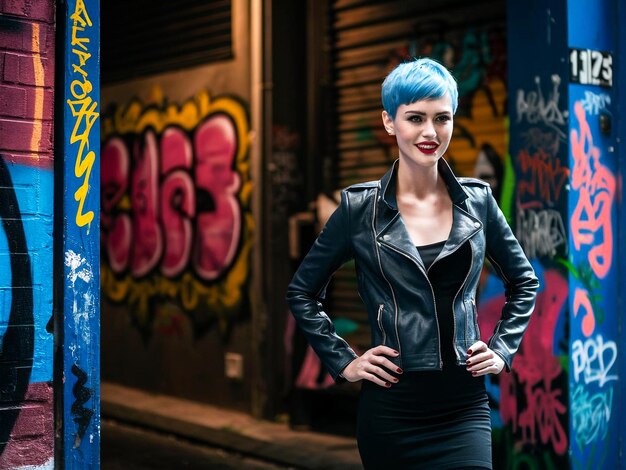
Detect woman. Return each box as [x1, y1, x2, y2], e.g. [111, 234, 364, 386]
[286, 58, 538, 469]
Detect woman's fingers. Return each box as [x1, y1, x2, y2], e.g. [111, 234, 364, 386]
[362, 372, 391, 388]
[364, 364, 398, 384]
[371, 345, 400, 358]
[360, 346, 402, 387]
[466, 346, 505, 376]
[341, 345, 402, 385]
[466, 340, 488, 356]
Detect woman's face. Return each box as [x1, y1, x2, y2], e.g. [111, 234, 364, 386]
[382, 95, 454, 168]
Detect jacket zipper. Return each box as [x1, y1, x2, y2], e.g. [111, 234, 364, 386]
[372, 188, 402, 359]
[452, 241, 474, 363]
[377, 304, 387, 345]
[381, 241, 443, 369]
[485, 253, 510, 349]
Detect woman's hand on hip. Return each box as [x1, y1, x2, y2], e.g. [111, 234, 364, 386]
[466, 340, 505, 376]
[341, 345, 402, 387]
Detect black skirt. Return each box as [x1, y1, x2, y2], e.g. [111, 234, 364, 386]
[356, 368, 492, 470]
[356, 241, 492, 469]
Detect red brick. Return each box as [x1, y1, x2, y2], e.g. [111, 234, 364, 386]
[0, 85, 27, 118]
[24, 87, 54, 120]
[0, 119, 53, 153]
[0, 84, 55, 120]
[1, 0, 55, 22]
[0, 20, 50, 54]
[3, 53, 19, 83]
[3, 53, 53, 88]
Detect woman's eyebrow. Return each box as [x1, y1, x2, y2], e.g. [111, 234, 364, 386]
[403, 110, 452, 116]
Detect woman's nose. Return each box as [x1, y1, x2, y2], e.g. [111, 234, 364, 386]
[422, 120, 436, 138]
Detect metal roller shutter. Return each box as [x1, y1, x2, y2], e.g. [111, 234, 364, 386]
[101, 0, 233, 84]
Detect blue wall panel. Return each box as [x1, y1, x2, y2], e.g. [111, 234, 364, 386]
[567, 0, 620, 468]
[62, 0, 100, 466]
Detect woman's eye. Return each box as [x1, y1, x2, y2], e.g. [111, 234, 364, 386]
[409, 116, 422, 122]
[437, 115, 451, 122]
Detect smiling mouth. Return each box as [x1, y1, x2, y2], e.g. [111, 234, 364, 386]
[415, 142, 439, 154]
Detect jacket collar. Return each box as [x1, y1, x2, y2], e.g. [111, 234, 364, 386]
[375, 158, 482, 272]
[379, 158, 469, 210]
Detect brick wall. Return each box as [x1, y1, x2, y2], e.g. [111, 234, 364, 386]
[0, 1, 56, 468]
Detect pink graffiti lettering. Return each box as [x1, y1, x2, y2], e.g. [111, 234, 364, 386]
[131, 130, 163, 277]
[573, 288, 595, 337]
[160, 128, 195, 277]
[479, 269, 568, 455]
[193, 116, 241, 280]
[518, 148, 569, 205]
[570, 101, 615, 279]
[101, 114, 241, 281]
[101, 137, 131, 272]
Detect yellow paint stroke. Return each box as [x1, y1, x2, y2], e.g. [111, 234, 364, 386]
[101, 88, 253, 331]
[68, 0, 98, 228]
[30, 23, 44, 153]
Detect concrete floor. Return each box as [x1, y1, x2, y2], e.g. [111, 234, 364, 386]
[102, 419, 292, 470]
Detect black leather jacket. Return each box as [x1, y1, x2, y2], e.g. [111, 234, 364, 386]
[286, 159, 539, 380]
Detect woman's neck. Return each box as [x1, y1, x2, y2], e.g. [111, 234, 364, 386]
[396, 157, 443, 201]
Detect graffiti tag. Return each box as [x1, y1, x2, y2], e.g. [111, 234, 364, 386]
[516, 75, 567, 138]
[580, 91, 610, 116]
[516, 208, 566, 259]
[518, 148, 569, 206]
[570, 101, 615, 279]
[67, 0, 98, 228]
[572, 335, 618, 387]
[571, 385, 612, 449]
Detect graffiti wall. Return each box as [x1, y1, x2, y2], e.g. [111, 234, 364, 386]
[0, 1, 55, 468]
[99, 0, 254, 408]
[496, 1, 571, 468]
[568, 1, 619, 466]
[101, 91, 252, 338]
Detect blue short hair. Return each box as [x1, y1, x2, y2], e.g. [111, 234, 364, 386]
[381, 58, 459, 119]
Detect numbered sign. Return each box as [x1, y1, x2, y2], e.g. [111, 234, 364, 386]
[570, 48, 613, 87]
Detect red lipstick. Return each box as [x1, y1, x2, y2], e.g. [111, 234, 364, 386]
[415, 141, 439, 155]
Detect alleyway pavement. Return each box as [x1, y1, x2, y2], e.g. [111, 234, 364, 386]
[102, 419, 289, 469]
[101, 382, 363, 470]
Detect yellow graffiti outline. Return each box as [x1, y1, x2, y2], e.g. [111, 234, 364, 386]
[101, 88, 253, 331]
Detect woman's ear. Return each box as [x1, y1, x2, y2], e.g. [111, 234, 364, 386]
[382, 111, 395, 136]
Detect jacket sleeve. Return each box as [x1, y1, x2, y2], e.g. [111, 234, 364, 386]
[286, 190, 358, 380]
[484, 186, 539, 371]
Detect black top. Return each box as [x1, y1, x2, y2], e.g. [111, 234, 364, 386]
[414, 239, 485, 406]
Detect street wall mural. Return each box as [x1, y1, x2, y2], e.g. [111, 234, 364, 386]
[101, 89, 252, 339]
[0, 1, 55, 468]
[566, 3, 619, 468]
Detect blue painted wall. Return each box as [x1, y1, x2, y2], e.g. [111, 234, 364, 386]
[61, 0, 101, 466]
[567, 0, 620, 468]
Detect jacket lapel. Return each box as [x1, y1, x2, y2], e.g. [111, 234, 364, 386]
[374, 159, 483, 270]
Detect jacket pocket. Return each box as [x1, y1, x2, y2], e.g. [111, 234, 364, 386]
[377, 304, 387, 345]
